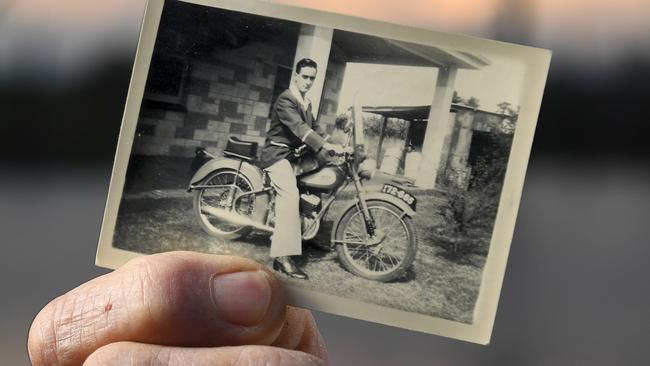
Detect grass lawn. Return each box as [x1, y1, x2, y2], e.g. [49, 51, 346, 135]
[113, 190, 489, 324]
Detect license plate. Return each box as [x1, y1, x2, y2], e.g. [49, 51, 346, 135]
[381, 184, 417, 211]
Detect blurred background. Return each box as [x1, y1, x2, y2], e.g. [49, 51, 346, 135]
[1, 0, 649, 364]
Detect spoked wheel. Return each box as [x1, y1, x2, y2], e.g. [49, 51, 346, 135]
[335, 201, 417, 282]
[193, 169, 256, 240]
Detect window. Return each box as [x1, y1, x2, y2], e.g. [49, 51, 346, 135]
[144, 53, 190, 106]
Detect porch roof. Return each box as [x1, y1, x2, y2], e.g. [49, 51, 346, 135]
[332, 30, 490, 70]
[363, 104, 508, 121]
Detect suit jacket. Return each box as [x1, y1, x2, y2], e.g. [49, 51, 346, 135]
[259, 89, 329, 169]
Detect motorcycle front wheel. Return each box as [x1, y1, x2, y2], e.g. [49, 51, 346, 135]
[335, 201, 417, 282]
[193, 168, 256, 240]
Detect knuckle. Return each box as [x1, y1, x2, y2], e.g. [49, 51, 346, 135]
[26, 254, 196, 366]
[122, 253, 194, 296]
[29, 287, 109, 366]
[122, 255, 190, 318]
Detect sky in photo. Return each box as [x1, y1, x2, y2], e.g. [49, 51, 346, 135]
[336, 54, 525, 115]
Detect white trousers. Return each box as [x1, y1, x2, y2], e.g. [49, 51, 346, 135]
[265, 159, 302, 258]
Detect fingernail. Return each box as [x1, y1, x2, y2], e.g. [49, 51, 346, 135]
[211, 271, 272, 326]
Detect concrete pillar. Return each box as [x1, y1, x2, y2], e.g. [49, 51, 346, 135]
[450, 111, 475, 170]
[293, 25, 333, 118]
[376, 116, 389, 169]
[447, 111, 475, 189]
[415, 67, 458, 188]
[436, 112, 457, 177]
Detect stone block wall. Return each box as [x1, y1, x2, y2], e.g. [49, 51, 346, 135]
[473, 112, 512, 134]
[133, 38, 296, 158]
[440, 109, 513, 189]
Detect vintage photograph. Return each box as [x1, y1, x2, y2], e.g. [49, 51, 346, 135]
[97, 0, 550, 343]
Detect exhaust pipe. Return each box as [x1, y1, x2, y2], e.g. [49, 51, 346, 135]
[201, 206, 275, 233]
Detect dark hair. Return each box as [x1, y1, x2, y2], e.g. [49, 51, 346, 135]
[295, 58, 318, 74]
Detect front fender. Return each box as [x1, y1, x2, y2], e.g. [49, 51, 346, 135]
[357, 192, 417, 217]
[331, 192, 417, 242]
[188, 158, 264, 191]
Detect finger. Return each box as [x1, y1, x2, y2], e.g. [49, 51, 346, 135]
[273, 307, 328, 362]
[84, 342, 327, 366]
[28, 252, 288, 366]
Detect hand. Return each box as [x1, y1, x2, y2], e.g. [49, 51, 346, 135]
[322, 143, 347, 156]
[28, 252, 328, 366]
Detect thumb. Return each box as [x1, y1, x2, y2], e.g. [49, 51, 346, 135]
[29, 252, 289, 366]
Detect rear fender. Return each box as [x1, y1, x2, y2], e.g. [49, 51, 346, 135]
[189, 157, 269, 226]
[188, 158, 264, 191]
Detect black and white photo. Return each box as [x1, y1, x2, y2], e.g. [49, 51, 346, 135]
[96, 0, 551, 344]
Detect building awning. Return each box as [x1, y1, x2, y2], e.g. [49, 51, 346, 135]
[332, 30, 490, 70]
[363, 104, 508, 121]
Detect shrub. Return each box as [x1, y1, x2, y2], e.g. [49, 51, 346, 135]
[438, 133, 512, 256]
[438, 185, 500, 255]
[363, 115, 408, 140]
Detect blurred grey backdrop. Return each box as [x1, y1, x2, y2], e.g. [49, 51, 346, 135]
[1, 0, 649, 365]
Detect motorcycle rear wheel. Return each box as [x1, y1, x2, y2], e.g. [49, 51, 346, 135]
[193, 168, 256, 240]
[335, 201, 417, 282]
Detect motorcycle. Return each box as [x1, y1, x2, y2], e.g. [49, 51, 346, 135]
[188, 109, 418, 282]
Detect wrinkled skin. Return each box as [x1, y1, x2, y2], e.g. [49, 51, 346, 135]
[28, 252, 328, 366]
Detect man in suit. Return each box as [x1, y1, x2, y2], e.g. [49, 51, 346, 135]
[260, 58, 344, 279]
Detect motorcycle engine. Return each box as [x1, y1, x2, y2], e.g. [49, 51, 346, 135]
[299, 193, 322, 215]
[299, 193, 321, 241]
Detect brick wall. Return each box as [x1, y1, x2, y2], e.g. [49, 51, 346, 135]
[472, 112, 513, 134]
[440, 109, 513, 188]
[132, 33, 348, 160]
[133, 38, 296, 158]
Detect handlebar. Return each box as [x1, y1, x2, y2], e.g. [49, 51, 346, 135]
[327, 146, 354, 157]
[293, 144, 353, 159]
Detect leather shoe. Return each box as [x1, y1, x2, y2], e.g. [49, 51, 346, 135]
[273, 257, 309, 280]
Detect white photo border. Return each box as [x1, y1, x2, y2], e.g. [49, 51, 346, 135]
[96, 0, 551, 345]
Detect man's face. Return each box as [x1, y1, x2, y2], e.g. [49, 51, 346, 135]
[294, 66, 317, 94]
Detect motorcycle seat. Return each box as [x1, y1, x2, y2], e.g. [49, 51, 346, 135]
[224, 136, 258, 161]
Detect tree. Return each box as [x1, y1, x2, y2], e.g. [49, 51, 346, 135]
[497, 102, 520, 122]
[508, 105, 521, 122]
[497, 101, 512, 114]
[466, 97, 480, 109]
[453, 92, 481, 109]
[362, 114, 407, 139]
